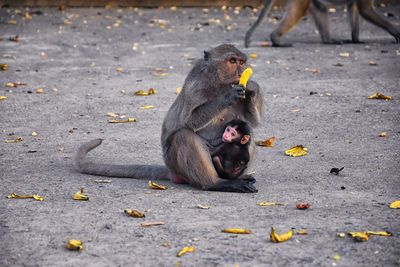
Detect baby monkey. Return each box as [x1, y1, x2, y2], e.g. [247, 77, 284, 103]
[211, 119, 251, 180]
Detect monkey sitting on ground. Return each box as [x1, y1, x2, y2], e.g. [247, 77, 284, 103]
[211, 119, 251, 180]
[76, 44, 263, 193]
[245, 0, 400, 47]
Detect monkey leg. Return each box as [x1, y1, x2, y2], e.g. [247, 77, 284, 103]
[164, 129, 257, 193]
[309, 0, 343, 44]
[270, 0, 311, 47]
[347, 2, 362, 43]
[357, 0, 400, 43]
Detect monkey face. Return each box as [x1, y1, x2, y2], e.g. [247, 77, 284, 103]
[218, 54, 246, 84]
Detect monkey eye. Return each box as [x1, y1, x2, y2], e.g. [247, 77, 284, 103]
[229, 58, 237, 64]
[239, 60, 245, 65]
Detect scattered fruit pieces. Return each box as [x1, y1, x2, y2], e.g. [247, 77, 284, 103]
[239, 67, 253, 89]
[124, 209, 145, 218]
[196, 204, 210, 209]
[337, 233, 346, 238]
[5, 136, 23, 143]
[139, 105, 154, 109]
[222, 228, 252, 234]
[6, 192, 44, 201]
[296, 230, 308, 235]
[270, 227, 293, 243]
[368, 92, 392, 100]
[366, 231, 392, 236]
[0, 64, 9, 71]
[134, 88, 157, 96]
[378, 132, 387, 137]
[148, 181, 168, 190]
[285, 145, 308, 157]
[66, 239, 83, 251]
[116, 67, 124, 73]
[0, 96, 7, 101]
[31, 131, 38, 136]
[389, 200, 400, 209]
[177, 246, 195, 257]
[72, 188, 89, 201]
[108, 118, 136, 123]
[140, 221, 165, 227]
[175, 87, 182, 94]
[36, 88, 44, 94]
[249, 54, 257, 59]
[255, 136, 276, 147]
[348, 232, 369, 242]
[257, 202, 285, 206]
[296, 203, 311, 210]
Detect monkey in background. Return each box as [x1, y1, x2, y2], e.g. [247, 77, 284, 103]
[76, 44, 263, 193]
[245, 0, 400, 47]
[211, 119, 252, 180]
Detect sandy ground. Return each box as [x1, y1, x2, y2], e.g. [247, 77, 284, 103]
[0, 4, 399, 267]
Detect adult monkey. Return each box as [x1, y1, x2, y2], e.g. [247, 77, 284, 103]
[244, 0, 400, 47]
[76, 44, 263, 193]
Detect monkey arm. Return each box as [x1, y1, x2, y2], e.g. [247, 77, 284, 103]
[242, 80, 263, 127]
[212, 156, 225, 174]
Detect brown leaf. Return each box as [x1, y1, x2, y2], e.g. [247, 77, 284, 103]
[140, 221, 165, 227]
[255, 136, 276, 147]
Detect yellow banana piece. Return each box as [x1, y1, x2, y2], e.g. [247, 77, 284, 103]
[270, 227, 294, 243]
[348, 232, 369, 242]
[222, 228, 252, 234]
[177, 246, 195, 257]
[124, 209, 145, 218]
[148, 181, 168, 190]
[66, 239, 83, 251]
[72, 188, 89, 201]
[239, 67, 253, 89]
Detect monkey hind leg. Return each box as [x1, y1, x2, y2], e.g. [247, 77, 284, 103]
[75, 139, 170, 179]
[165, 129, 257, 193]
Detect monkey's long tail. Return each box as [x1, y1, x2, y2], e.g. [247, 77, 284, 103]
[75, 139, 170, 180]
[244, 0, 275, 48]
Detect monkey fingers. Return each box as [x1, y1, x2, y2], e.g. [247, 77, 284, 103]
[240, 175, 257, 184]
[231, 85, 246, 99]
[210, 179, 258, 193]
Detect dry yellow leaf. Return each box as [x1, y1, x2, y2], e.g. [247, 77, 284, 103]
[66, 239, 83, 251]
[255, 136, 276, 147]
[222, 228, 252, 234]
[249, 53, 257, 59]
[285, 145, 308, 157]
[0, 96, 7, 101]
[389, 200, 400, 209]
[257, 202, 285, 206]
[368, 92, 392, 100]
[116, 67, 124, 73]
[0, 64, 9, 71]
[72, 188, 89, 201]
[140, 221, 165, 227]
[5, 136, 23, 143]
[107, 112, 120, 118]
[177, 246, 195, 257]
[36, 88, 44, 94]
[108, 118, 136, 123]
[340, 52, 350, 58]
[270, 227, 293, 243]
[31, 131, 38, 136]
[296, 230, 308, 235]
[305, 68, 320, 74]
[196, 204, 210, 209]
[378, 132, 387, 137]
[6, 192, 44, 201]
[337, 233, 345, 238]
[148, 181, 168, 190]
[139, 105, 154, 109]
[124, 209, 145, 218]
[348, 232, 369, 242]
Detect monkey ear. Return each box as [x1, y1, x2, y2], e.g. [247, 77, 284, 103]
[241, 135, 250, 145]
[204, 50, 210, 61]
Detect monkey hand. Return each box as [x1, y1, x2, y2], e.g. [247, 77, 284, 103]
[240, 174, 256, 184]
[225, 84, 246, 103]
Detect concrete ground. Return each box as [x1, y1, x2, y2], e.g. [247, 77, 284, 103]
[0, 4, 399, 267]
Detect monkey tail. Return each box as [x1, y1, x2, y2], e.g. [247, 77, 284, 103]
[244, 0, 275, 48]
[75, 138, 170, 180]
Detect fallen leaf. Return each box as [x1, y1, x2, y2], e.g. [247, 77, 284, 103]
[257, 202, 285, 206]
[270, 227, 293, 243]
[6, 82, 26, 87]
[175, 87, 182, 94]
[139, 105, 154, 109]
[0, 64, 9, 71]
[116, 67, 124, 73]
[337, 233, 346, 238]
[296, 203, 311, 210]
[8, 20, 17, 25]
[348, 232, 369, 242]
[389, 200, 400, 209]
[368, 92, 392, 100]
[31, 131, 38, 136]
[255, 136, 276, 147]
[108, 118, 136, 123]
[222, 228, 252, 234]
[177, 246, 195, 257]
[6, 192, 44, 201]
[305, 67, 320, 74]
[140, 221, 165, 227]
[94, 179, 112, 183]
[148, 181, 168, 190]
[66, 240, 83, 251]
[196, 204, 210, 209]
[36, 88, 44, 94]
[285, 145, 308, 157]
[340, 52, 350, 58]
[0, 96, 7, 100]
[124, 209, 145, 218]
[378, 132, 387, 137]
[296, 229, 308, 235]
[72, 188, 89, 201]
[249, 54, 257, 59]
[5, 136, 23, 143]
[333, 255, 341, 261]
